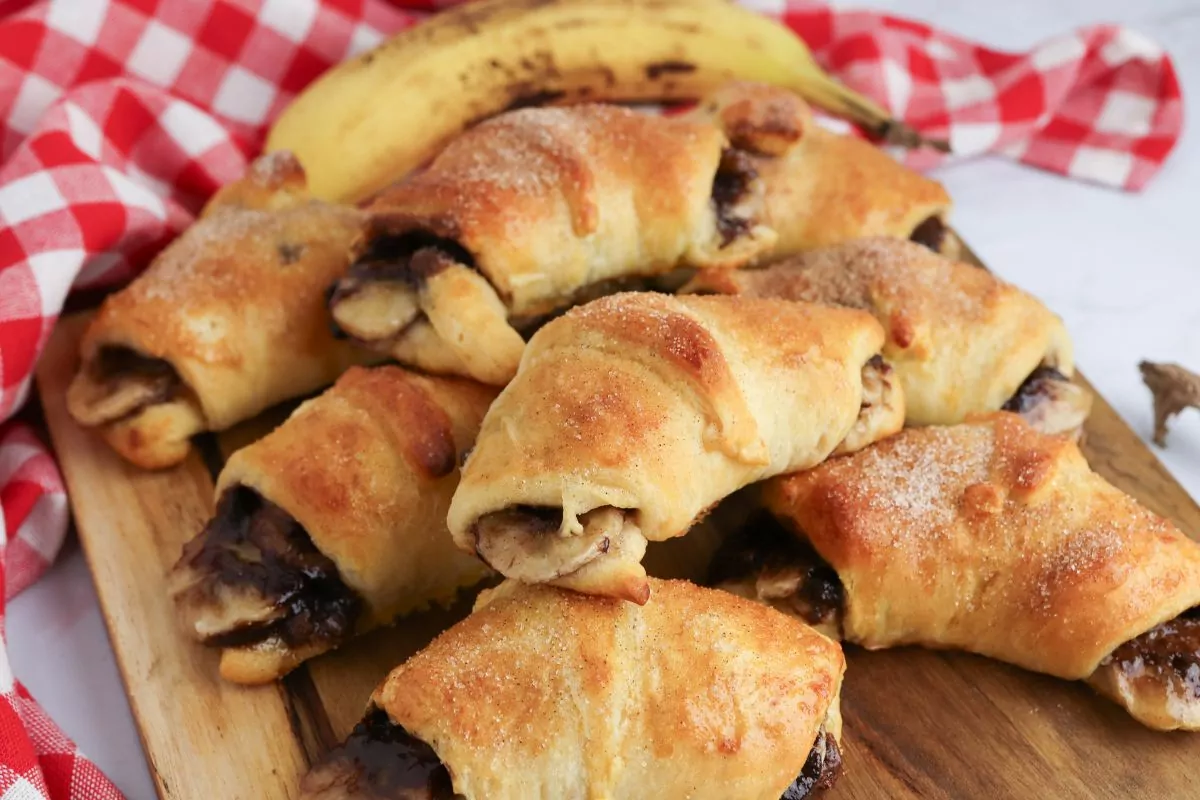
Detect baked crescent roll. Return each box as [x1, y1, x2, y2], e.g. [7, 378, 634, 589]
[66, 152, 371, 469]
[686, 82, 956, 258]
[683, 237, 1091, 432]
[327, 83, 954, 387]
[716, 412, 1200, 730]
[300, 578, 846, 800]
[327, 101, 777, 385]
[169, 366, 495, 684]
[447, 292, 904, 604]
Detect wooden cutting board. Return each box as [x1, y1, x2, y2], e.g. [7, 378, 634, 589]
[36, 291, 1200, 799]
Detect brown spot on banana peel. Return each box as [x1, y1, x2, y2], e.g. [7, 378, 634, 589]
[645, 60, 697, 80]
[551, 17, 591, 31]
[503, 87, 568, 112]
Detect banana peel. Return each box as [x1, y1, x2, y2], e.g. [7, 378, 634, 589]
[266, 0, 947, 204]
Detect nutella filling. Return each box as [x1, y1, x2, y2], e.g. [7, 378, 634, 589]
[71, 346, 181, 426]
[710, 513, 845, 634]
[909, 215, 947, 254]
[712, 147, 759, 245]
[300, 706, 456, 800]
[782, 727, 843, 799]
[327, 232, 475, 343]
[172, 486, 362, 651]
[1097, 607, 1200, 699]
[1002, 366, 1092, 438]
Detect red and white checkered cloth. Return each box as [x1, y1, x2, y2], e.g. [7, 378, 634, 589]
[0, 0, 1182, 796]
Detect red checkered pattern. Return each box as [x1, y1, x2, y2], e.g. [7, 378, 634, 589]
[0, 424, 100, 800]
[0, 1, 1183, 796]
[783, 7, 1182, 188]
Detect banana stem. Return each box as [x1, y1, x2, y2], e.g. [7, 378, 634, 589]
[791, 72, 951, 153]
[879, 121, 951, 153]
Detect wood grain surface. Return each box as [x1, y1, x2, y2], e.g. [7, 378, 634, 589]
[36, 298, 1200, 799]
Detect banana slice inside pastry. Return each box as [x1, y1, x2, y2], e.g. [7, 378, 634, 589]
[1003, 366, 1093, 440]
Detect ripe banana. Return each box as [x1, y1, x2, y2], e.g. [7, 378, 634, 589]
[266, 0, 946, 204]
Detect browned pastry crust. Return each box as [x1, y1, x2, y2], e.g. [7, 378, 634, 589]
[447, 292, 904, 604]
[170, 366, 495, 684]
[301, 579, 845, 800]
[687, 82, 954, 256]
[66, 152, 372, 468]
[327, 83, 954, 388]
[328, 102, 777, 384]
[682, 238, 1088, 429]
[757, 412, 1200, 730]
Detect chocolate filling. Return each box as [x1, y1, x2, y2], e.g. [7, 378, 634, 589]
[1002, 366, 1071, 415]
[300, 706, 456, 800]
[94, 346, 177, 385]
[87, 346, 180, 422]
[1102, 607, 1200, 697]
[782, 727, 843, 799]
[709, 513, 844, 630]
[712, 147, 759, 246]
[909, 215, 947, 254]
[327, 232, 475, 340]
[178, 486, 362, 650]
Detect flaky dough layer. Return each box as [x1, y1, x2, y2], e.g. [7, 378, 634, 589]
[372, 578, 845, 800]
[683, 237, 1075, 425]
[67, 152, 371, 468]
[765, 413, 1200, 681]
[448, 292, 903, 603]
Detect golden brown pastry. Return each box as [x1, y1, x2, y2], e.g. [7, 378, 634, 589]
[300, 578, 846, 800]
[447, 292, 904, 604]
[686, 82, 955, 257]
[327, 101, 776, 385]
[169, 366, 495, 684]
[716, 412, 1200, 730]
[683, 237, 1090, 432]
[66, 152, 371, 469]
[326, 83, 953, 387]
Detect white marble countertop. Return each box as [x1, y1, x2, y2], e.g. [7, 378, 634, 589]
[9, 1, 1200, 796]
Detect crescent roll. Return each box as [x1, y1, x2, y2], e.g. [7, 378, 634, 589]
[686, 82, 955, 257]
[66, 152, 371, 469]
[300, 579, 846, 800]
[717, 412, 1200, 730]
[169, 366, 495, 684]
[327, 101, 777, 385]
[327, 83, 954, 387]
[683, 237, 1091, 432]
[447, 292, 905, 604]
